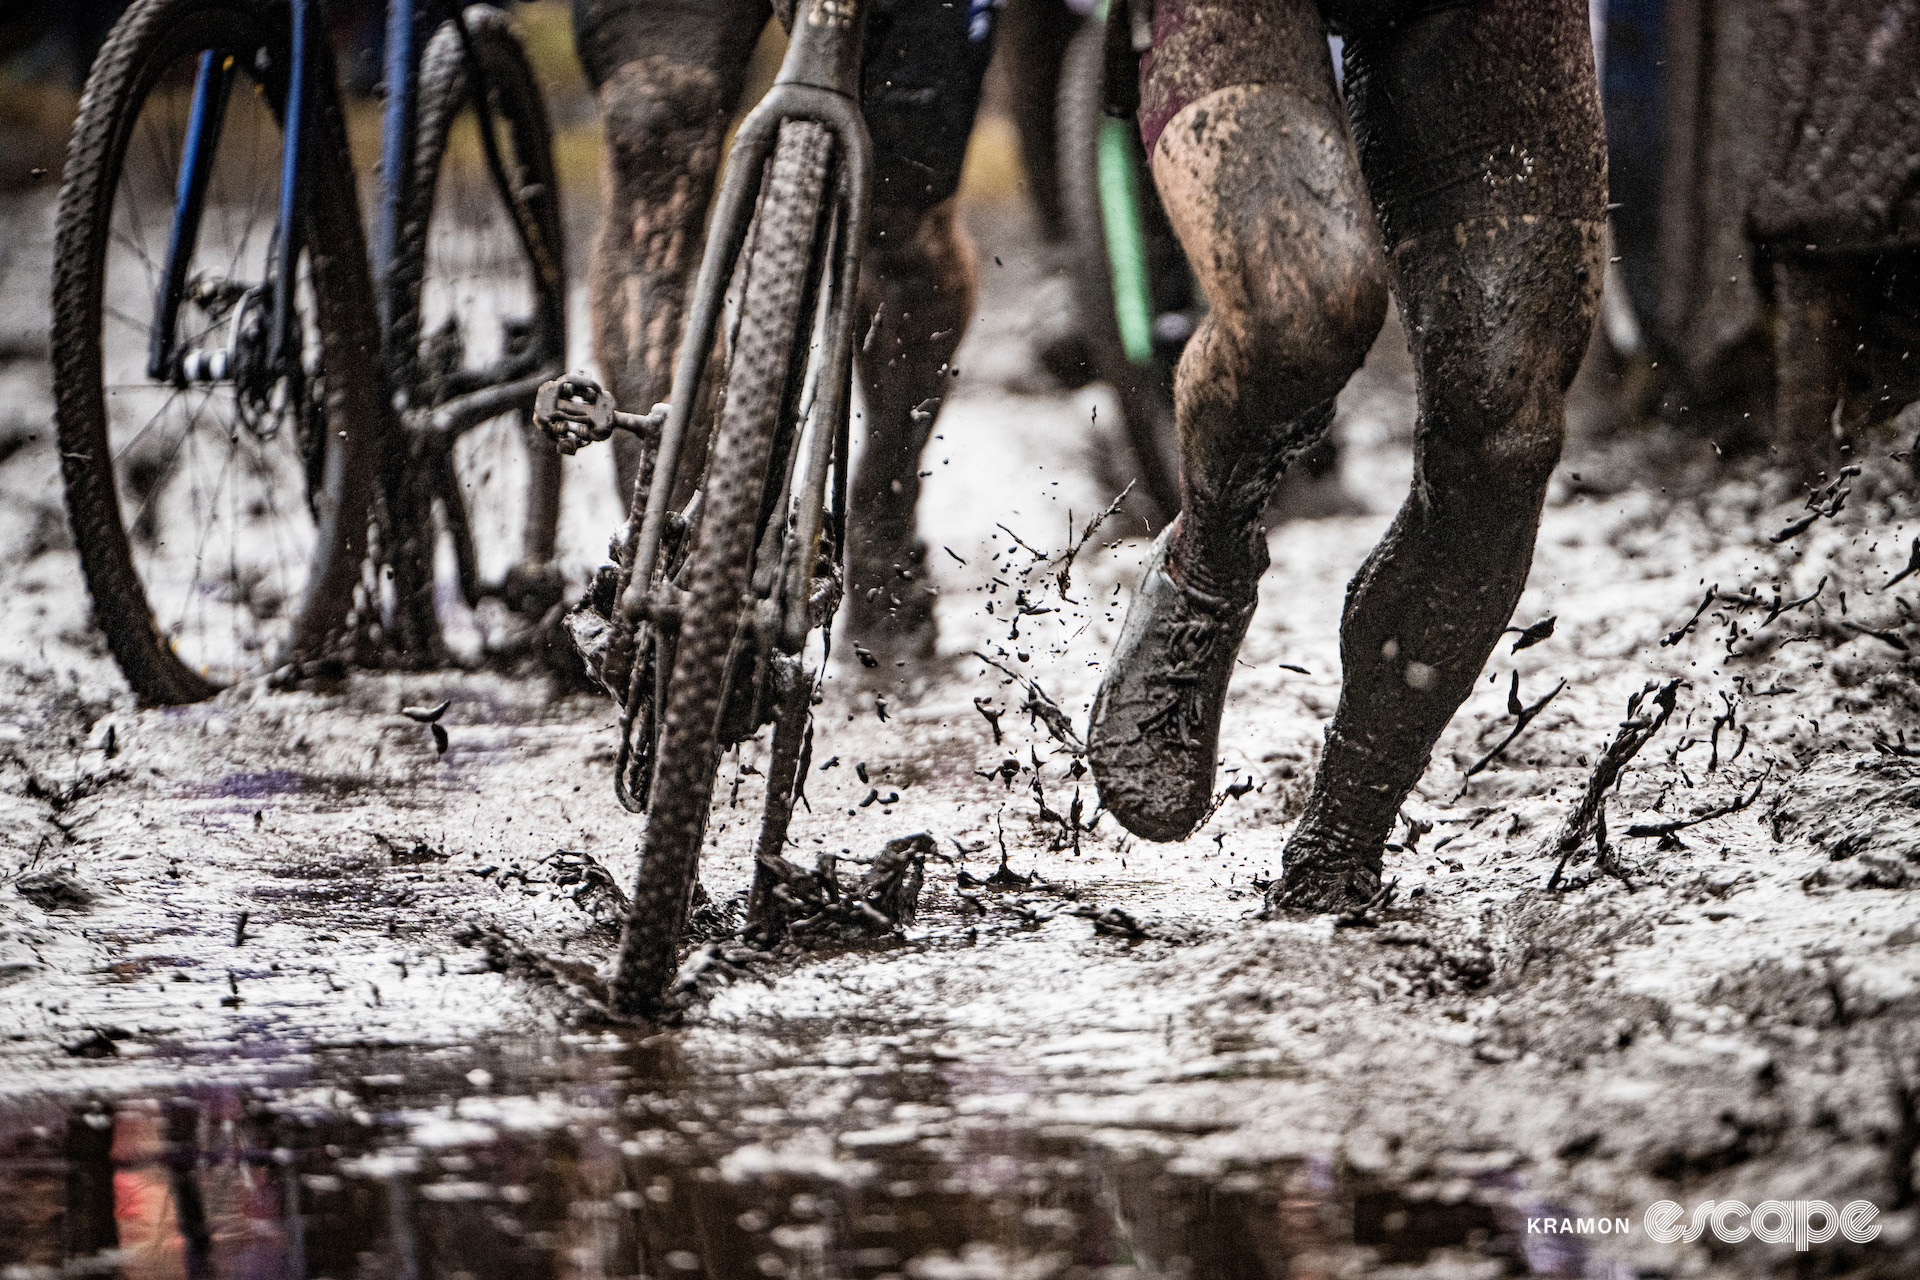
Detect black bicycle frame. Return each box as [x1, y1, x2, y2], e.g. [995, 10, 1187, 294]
[620, 0, 876, 655]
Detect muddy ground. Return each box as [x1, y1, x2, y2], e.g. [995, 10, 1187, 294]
[2, 187, 1919, 1278]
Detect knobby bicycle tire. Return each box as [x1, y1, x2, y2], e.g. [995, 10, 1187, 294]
[1057, 15, 1183, 525]
[610, 120, 834, 1019]
[52, 0, 383, 705]
[383, 3, 566, 660]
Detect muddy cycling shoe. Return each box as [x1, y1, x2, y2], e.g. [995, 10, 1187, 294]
[1267, 806, 1388, 915]
[1266, 728, 1411, 913]
[1089, 526, 1260, 842]
[846, 533, 937, 665]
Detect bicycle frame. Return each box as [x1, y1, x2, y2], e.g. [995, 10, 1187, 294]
[375, 0, 427, 304]
[149, 0, 325, 383]
[147, 48, 238, 380]
[148, 0, 546, 430]
[618, 0, 876, 658]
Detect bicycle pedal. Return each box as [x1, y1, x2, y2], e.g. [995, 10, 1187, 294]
[535, 376, 670, 455]
[534, 375, 613, 455]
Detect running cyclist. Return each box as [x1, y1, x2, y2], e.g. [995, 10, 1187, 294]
[1087, 0, 1606, 911]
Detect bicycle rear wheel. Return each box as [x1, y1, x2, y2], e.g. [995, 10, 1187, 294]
[610, 120, 834, 1019]
[385, 4, 567, 662]
[52, 0, 383, 704]
[1057, 14, 1191, 525]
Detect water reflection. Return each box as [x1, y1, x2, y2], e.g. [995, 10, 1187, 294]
[0, 1036, 1618, 1279]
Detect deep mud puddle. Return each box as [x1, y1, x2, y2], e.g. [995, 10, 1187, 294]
[8, 196, 1920, 1279]
[0, 1033, 1620, 1279]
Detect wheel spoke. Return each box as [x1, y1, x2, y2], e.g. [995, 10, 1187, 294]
[408, 53, 561, 651]
[175, 403, 241, 633]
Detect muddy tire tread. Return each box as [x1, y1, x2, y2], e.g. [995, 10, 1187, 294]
[612, 121, 833, 1017]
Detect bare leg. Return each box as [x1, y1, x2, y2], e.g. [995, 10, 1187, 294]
[1088, 0, 1387, 841]
[1274, 0, 1607, 909]
[571, 0, 767, 501]
[845, 198, 978, 661]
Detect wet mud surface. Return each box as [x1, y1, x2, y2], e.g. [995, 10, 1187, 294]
[0, 1034, 1624, 1279]
[2, 194, 1920, 1276]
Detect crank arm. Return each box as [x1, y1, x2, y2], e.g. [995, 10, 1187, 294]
[411, 365, 561, 447]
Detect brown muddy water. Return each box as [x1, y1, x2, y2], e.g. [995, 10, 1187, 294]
[0, 1034, 1610, 1279]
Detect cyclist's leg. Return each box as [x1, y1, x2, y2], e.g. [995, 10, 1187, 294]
[844, 0, 1000, 661]
[1143, 0, 1387, 594]
[1274, 0, 1606, 909]
[572, 0, 770, 500]
[848, 197, 975, 659]
[1000, 0, 1077, 244]
[1088, 0, 1388, 841]
[1002, 0, 1096, 388]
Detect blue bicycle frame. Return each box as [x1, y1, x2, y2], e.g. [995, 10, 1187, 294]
[147, 48, 235, 379]
[148, 0, 485, 386]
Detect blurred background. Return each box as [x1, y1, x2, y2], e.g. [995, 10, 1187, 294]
[4, 0, 1919, 474]
[0, 0, 1031, 251]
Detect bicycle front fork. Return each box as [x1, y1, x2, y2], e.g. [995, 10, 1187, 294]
[151, 0, 318, 390]
[622, 0, 876, 656]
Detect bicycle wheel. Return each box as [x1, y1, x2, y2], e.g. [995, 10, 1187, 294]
[52, 0, 383, 704]
[610, 120, 834, 1019]
[1057, 14, 1190, 524]
[386, 4, 567, 662]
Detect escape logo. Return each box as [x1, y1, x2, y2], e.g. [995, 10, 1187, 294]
[1643, 1200, 1880, 1250]
[1526, 1201, 1882, 1250]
